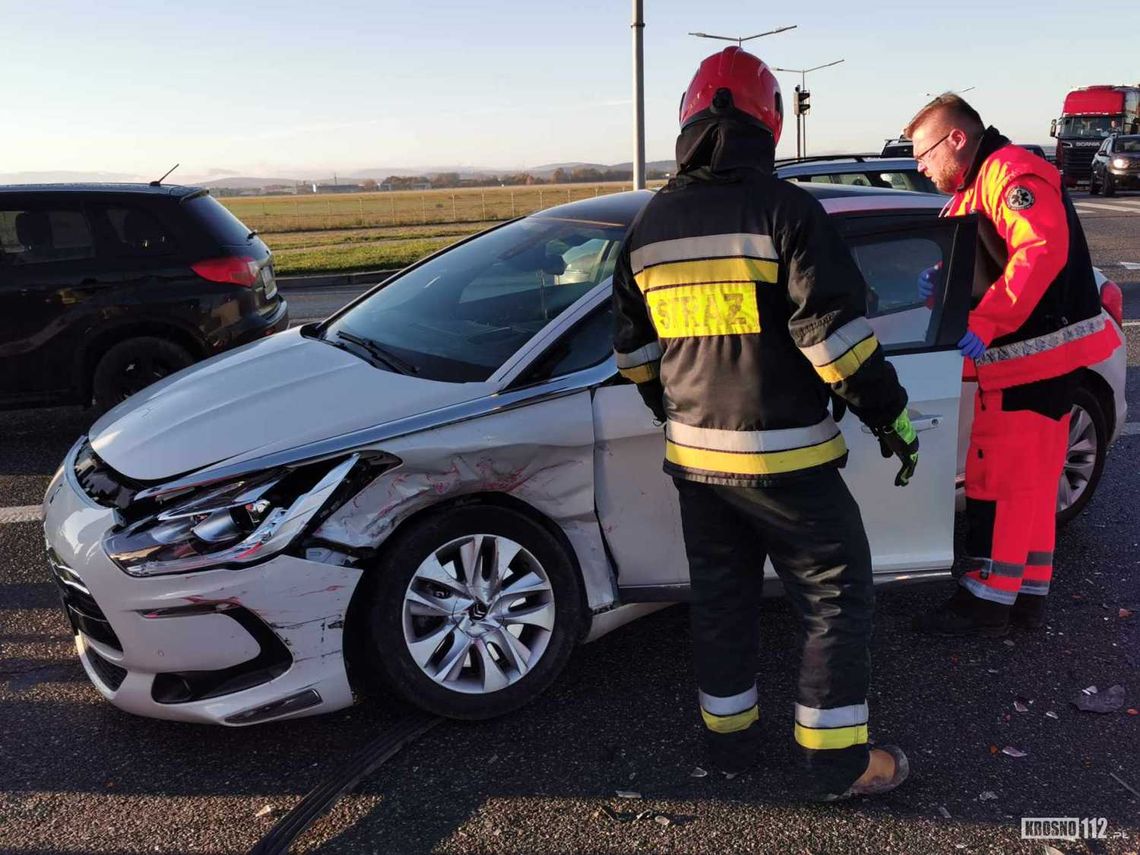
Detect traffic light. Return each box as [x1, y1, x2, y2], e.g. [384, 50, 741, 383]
[797, 88, 811, 115]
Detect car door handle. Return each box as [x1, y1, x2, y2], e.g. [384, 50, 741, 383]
[861, 414, 942, 434]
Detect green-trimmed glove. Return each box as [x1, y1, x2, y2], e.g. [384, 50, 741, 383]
[873, 410, 919, 487]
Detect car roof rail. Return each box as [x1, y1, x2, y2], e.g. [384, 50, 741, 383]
[774, 153, 888, 166]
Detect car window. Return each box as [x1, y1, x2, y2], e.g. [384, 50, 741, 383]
[842, 228, 948, 351]
[0, 208, 95, 265]
[183, 194, 254, 247]
[323, 217, 626, 383]
[100, 206, 177, 257]
[1117, 137, 1140, 153]
[517, 303, 614, 385]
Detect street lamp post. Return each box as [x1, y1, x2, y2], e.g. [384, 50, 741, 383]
[687, 26, 797, 47]
[774, 59, 844, 158]
[632, 0, 646, 190]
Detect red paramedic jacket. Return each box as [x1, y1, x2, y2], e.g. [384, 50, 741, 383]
[942, 127, 1119, 389]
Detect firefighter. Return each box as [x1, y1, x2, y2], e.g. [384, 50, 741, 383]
[612, 47, 914, 800]
[906, 94, 1120, 636]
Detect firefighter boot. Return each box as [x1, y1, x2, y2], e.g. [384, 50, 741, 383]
[1009, 593, 1047, 629]
[912, 586, 1010, 637]
[705, 720, 763, 776]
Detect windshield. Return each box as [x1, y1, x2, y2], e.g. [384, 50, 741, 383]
[1116, 136, 1140, 153]
[1058, 116, 1119, 138]
[323, 217, 626, 382]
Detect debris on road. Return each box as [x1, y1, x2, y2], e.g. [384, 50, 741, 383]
[255, 805, 280, 819]
[1128, 708, 1139, 716]
[1109, 772, 1140, 800]
[1072, 684, 1125, 713]
[1001, 746, 1028, 758]
[596, 805, 681, 826]
[978, 791, 998, 801]
[938, 806, 952, 819]
[1045, 710, 1060, 720]
[1014, 699, 1030, 713]
[1119, 608, 1134, 620]
[615, 790, 642, 799]
[1003, 639, 1016, 647]
[690, 767, 708, 778]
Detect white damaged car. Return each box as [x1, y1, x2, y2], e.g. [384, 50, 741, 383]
[42, 187, 1128, 725]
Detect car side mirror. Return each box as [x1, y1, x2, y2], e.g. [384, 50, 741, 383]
[1049, 119, 1057, 138]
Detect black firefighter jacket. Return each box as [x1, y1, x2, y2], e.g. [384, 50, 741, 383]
[612, 117, 909, 487]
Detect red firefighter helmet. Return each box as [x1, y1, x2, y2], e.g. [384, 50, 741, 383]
[679, 46, 783, 143]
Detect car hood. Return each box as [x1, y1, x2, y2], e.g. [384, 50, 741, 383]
[89, 329, 490, 482]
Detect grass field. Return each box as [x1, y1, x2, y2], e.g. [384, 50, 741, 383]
[218, 181, 659, 275]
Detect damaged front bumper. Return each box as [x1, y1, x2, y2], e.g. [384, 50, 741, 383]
[42, 446, 361, 726]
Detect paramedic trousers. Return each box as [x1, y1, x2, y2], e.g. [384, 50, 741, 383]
[674, 469, 874, 795]
[959, 377, 1074, 606]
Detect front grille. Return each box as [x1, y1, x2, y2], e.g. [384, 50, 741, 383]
[85, 646, 127, 691]
[73, 439, 141, 510]
[1061, 147, 1097, 181]
[47, 551, 122, 651]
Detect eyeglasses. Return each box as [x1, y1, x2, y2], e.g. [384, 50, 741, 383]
[914, 133, 951, 165]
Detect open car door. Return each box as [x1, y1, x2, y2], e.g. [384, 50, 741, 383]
[592, 212, 978, 598]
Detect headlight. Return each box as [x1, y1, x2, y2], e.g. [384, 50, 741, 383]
[1112, 157, 1129, 169]
[104, 452, 397, 576]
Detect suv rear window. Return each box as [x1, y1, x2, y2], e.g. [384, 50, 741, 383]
[182, 194, 254, 247]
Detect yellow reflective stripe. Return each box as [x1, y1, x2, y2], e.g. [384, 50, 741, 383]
[618, 363, 659, 383]
[665, 434, 847, 476]
[634, 257, 779, 292]
[794, 722, 869, 750]
[646, 283, 761, 338]
[702, 705, 759, 734]
[815, 336, 880, 383]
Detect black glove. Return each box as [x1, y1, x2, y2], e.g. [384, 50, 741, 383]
[636, 378, 667, 423]
[871, 410, 919, 487]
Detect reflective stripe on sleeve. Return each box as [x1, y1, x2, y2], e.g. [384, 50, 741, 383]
[630, 233, 778, 275]
[614, 341, 663, 369]
[798, 318, 876, 367]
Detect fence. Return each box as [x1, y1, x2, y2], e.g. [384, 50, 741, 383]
[219, 182, 654, 234]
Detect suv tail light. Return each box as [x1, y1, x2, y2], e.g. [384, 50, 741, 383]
[192, 256, 260, 287]
[1101, 280, 1123, 328]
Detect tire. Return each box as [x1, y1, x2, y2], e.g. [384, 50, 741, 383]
[1056, 385, 1108, 527]
[353, 504, 585, 719]
[1103, 173, 1116, 197]
[91, 336, 195, 412]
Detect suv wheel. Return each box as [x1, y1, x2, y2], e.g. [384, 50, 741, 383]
[92, 336, 194, 411]
[352, 504, 584, 719]
[1056, 386, 1108, 527]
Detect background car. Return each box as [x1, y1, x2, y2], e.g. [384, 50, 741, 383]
[776, 155, 938, 193]
[42, 186, 1127, 727]
[0, 184, 288, 411]
[1089, 134, 1140, 196]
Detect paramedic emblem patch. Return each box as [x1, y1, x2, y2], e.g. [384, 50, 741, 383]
[1005, 185, 1035, 210]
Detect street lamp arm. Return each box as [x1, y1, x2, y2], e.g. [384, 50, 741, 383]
[805, 59, 845, 73]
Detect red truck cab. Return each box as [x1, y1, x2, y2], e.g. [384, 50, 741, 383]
[1051, 85, 1140, 186]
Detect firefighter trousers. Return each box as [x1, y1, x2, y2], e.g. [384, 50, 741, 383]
[960, 378, 1073, 606]
[674, 470, 874, 795]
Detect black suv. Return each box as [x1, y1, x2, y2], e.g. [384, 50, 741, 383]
[0, 184, 288, 410]
[1089, 134, 1140, 196]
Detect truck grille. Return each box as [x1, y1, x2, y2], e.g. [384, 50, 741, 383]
[1061, 145, 1097, 181]
[47, 550, 122, 651]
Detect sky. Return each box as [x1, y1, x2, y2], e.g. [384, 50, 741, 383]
[1, 0, 1136, 180]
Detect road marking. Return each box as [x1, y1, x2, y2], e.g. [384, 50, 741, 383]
[1123, 320, 1140, 328]
[1075, 202, 1140, 214]
[1119, 262, 1140, 270]
[1123, 422, 1140, 437]
[0, 505, 42, 524]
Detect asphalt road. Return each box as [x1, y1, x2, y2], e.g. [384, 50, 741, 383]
[1, 195, 1138, 855]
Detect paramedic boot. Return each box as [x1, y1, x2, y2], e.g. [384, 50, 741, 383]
[706, 720, 763, 776]
[1009, 593, 1047, 629]
[912, 586, 1010, 637]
